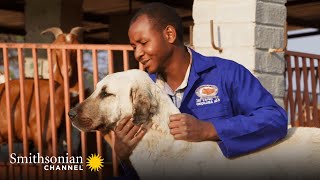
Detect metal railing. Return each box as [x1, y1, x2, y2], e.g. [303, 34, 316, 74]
[284, 50, 320, 128]
[0, 43, 141, 179]
[1, 43, 319, 179]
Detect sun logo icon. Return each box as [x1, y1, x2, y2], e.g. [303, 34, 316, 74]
[86, 153, 104, 172]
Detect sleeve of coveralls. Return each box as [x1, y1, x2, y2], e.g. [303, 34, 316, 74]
[210, 64, 288, 158]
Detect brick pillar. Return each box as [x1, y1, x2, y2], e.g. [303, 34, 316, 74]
[192, 0, 287, 107]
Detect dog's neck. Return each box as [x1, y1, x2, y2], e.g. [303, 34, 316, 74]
[149, 83, 181, 134]
[136, 83, 191, 149]
[130, 83, 193, 173]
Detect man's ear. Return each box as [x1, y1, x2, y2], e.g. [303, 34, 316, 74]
[164, 25, 177, 44]
[130, 83, 158, 125]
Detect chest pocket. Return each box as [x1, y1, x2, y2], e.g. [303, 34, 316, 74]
[190, 102, 231, 120]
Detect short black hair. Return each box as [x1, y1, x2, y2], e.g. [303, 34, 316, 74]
[130, 2, 184, 43]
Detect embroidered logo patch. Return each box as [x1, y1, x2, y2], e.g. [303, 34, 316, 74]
[196, 85, 218, 98]
[195, 85, 220, 106]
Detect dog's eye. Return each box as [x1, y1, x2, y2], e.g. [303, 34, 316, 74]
[100, 92, 112, 98]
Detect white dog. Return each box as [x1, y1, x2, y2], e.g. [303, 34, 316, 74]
[69, 69, 320, 180]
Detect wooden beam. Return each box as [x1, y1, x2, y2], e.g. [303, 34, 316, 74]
[0, 26, 25, 35]
[286, 0, 320, 6]
[85, 27, 109, 34]
[288, 30, 320, 39]
[287, 16, 320, 29]
[0, 2, 24, 12]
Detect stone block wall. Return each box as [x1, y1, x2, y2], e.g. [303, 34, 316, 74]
[192, 0, 287, 107]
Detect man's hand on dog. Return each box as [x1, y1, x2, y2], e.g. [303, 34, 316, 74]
[114, 116, 146, 160]
[169, 113, 220, 142]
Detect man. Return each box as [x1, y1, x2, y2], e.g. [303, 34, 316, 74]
[113, 2, 288, 176]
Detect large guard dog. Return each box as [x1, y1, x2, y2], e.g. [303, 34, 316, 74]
[69, 69, 320, 180]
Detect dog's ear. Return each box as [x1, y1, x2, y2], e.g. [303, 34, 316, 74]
[130, 83, 158, 125]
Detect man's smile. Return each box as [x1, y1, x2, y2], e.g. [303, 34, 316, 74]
[141, 59, 150, 65]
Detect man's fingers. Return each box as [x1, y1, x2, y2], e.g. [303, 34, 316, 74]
[122, 121, 135, 136]
[116, 116, 132, 131]
[168, 121, 181, 129]
[173, 132, 188, 140]
[170, 127, 185, 135]
[169, 118, 187, 131]
[130, 128, 146, 145]
[169, 114, 184, 122]
[126, 125, 140, 140]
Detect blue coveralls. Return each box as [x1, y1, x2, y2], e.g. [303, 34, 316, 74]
[117, 48, 288, 179]
[150, 48, 288, 158]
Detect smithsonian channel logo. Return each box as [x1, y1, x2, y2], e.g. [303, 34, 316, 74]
[10, 153, 104, 172]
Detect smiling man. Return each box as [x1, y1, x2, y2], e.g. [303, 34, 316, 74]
[113, 2, 288, 179]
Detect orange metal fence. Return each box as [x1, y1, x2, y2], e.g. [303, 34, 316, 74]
[1, 43, 319, 179]
[284, 50, 320, 128]
[0, 43, 142, 180]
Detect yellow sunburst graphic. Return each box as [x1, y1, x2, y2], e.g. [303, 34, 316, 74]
[86, 153, 104, 172]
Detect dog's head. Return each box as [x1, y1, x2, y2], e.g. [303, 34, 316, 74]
[68, 69, 158, 133]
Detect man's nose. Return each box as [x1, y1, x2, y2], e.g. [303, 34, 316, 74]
[134, 46, 144, 61]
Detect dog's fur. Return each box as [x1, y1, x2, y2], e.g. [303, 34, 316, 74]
[69, 69, 320, 180]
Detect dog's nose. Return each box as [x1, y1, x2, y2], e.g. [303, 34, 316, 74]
[68, 109, 77, 119]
